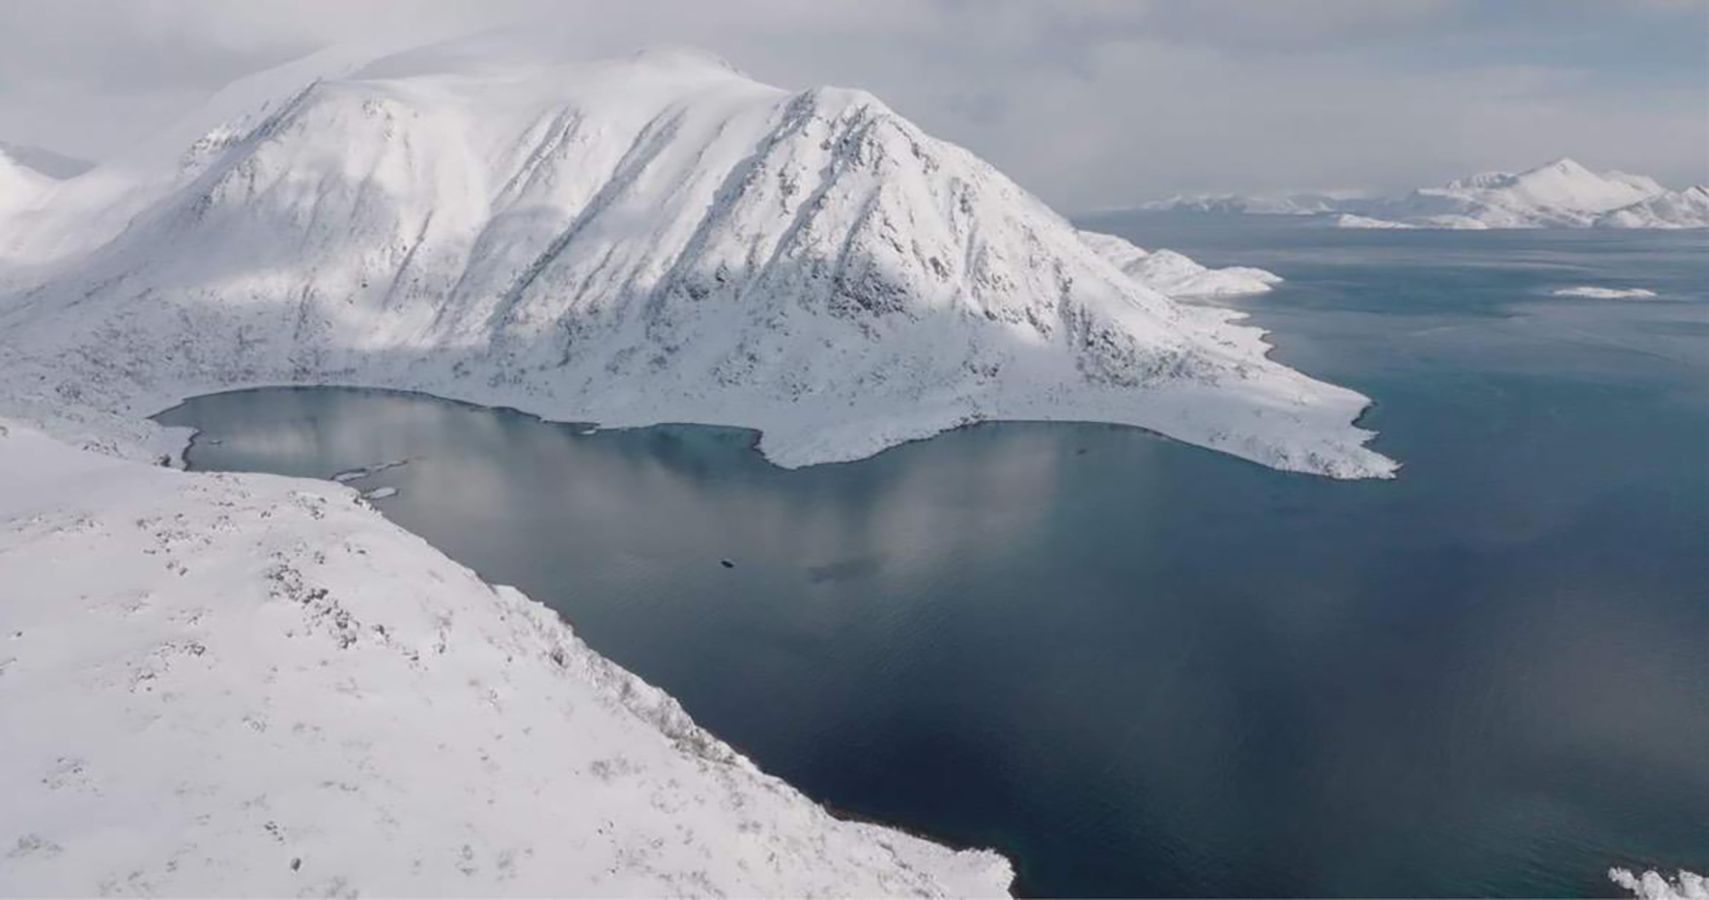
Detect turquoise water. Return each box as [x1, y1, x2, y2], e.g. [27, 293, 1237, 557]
[157, 220, 1708, 897]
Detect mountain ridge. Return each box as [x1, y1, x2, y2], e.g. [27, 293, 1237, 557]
[1139, 157, 1704, 229]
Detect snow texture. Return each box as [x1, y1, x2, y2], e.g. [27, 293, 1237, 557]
[1077, 230, 1281, 298]
[1611, 869, 1709, 900]
[0, 422, 1012, 896]
[1550, 286, 1658, 299]
[1594, 186, 1709, 230]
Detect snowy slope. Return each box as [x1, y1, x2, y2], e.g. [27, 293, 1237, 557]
[0, 148, 54, 215]
[0, 39, 1393, 479]
[0, 422, 1012, 896]
[1595, 186, 1709, 229]
[1611, 869, 1709, 900]
[1138, 192, 1351, 215]
[1078, 230, 1281, 297]
[1426, 158, 1663, 224]
[1330, 158, 1674, 229]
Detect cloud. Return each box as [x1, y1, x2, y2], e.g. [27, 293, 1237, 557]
[0, 0, 1702, 210]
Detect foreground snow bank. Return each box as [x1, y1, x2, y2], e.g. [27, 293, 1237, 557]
[1551, 286, 1658, 299]
[0, 423, 1012, 896]
[1611, 869, 1708, 900]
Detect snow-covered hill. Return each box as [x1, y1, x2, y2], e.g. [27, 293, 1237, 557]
[0, 39, 1392, 479]
[1078, 230, 1281, 297]
[0, 422, 1011, 896]
[0, 142, 92, 233]
[1139, 192, 1351, 216]
[1141, 158, 1702, 230]
[1594, 185, 1709, 229]
[1356, 158, 1669, 228]
[0, 150, 50, 208]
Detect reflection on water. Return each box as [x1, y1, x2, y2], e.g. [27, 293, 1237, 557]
[158, 223, 1709, 897]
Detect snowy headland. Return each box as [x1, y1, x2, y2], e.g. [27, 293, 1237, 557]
[0, 34, 1400, 895]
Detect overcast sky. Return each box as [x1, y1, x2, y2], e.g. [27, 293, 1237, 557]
[1, 0, 1704, 212]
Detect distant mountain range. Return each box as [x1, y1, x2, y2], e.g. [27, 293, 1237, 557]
[1142, 158, 1709, 230]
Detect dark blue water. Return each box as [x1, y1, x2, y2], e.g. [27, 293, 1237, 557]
[157, 218, 1709, 897]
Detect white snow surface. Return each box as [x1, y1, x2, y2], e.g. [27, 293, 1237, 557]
[1341, 158, 1671, 229]
[1140, 158, 1693, 231]
[1611, 869, 1709, 900]
[1595, 186, 1709, 229]
[0, 38, 1393, 480]
[1077, 230, 1281, 298]
[0, 422, 1012, 896]
[1550, 285, 1658, 299]
[1331, 213, 1418, 230]
[0, 149, 57, 224]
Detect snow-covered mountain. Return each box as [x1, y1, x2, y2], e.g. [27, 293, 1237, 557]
[0, 38, 1392, 479]
[1140, 158, 1703, 230]
[1594, 185, 1709, 229]
[1346, 158, 1671, 229]
[1139, 192, 1352, 216]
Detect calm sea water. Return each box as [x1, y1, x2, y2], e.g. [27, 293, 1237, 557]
[157, 217, 1709, 897]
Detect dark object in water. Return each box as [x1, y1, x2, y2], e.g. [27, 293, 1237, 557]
[720, 559, 735, 569]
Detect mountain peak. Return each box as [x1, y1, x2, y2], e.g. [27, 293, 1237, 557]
[625, 45, 745, 75]
[1535, 156, 1589, 175]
